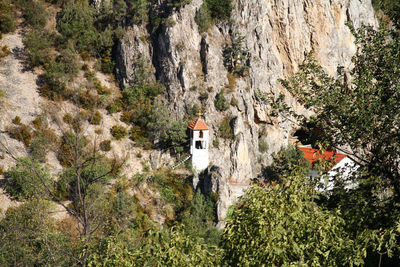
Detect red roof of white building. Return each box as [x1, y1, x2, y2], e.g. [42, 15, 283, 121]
[297, 146, 347, 170]
[188, 118, 209, 130]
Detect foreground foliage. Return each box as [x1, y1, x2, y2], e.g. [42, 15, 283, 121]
[278, 24, 400, 264]
[0, 200, 72, 266]
[222, 175, 366, 266]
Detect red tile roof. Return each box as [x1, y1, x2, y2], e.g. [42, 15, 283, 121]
[188, 118, 209, 130]
[297, 147, 347, 170]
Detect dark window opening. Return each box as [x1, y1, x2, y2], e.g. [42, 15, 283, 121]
[199, 130, 203, 138]
[195, 141, 204, 149]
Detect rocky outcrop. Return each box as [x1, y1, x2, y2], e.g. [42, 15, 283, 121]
[116, 0, 377, 224]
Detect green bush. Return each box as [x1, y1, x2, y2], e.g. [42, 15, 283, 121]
[89, 110, 102, 125]
[161, 120, 188, 154]
[129, 125, 152, 148]
[127, 0, 148, 25]
[17, 0, 47, 29]
[40, 60, 68, 98]
[372, 0, 400, 27]
[23, 30, 52, 68]
[152, 170, 193, 211]
[4, 157, 53, 200]
[181, 191, 221, 246]
[106, 101, 122, 114]
[0, 2, 15, 34]
[167, 0, 192, 8]
[262, 145, 309, 182]
[8, 124, 32, 146]
[0, 200, 72, 266]
[132, 172, 146, 186]
[206, 0, 233, 20]
[58, 131, 88, 167]
[93, 79, 111, 95]
[57, 4, 99, 55]
[223, 33, 249, 76]
[214, 89, 228, 111]
[29, 135, 51, 163]
[195, 3, 212, 32]
[195, 0, 233, 32]
[77, 90, 102, 111]
[0, 45, 11, 59]
[111, 125, 127, 140]
[122, 84, 164, 128]
[100, 54, 115, 74]
[56, 159, 113, 201]
[219, 117, 234, 140]
[12, 116, 22, 125]
[58, 44, 80, 76]
[99, 140, 112, 152]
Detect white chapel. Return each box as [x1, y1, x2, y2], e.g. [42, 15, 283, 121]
[188, 115, 209, 172]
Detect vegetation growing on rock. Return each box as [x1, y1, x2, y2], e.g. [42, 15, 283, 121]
[0, 0, 400, 266]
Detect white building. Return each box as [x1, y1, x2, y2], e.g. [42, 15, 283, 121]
[188, 117, 209, 172]
[298, 146, 358, 191]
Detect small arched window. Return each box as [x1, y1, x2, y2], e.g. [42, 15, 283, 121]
[199, 130, 203, 138]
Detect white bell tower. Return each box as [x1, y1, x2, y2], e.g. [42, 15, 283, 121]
[188, 113, 209, 172]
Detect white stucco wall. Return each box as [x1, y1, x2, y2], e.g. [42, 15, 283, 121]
[313, 157, 359, 191]
[190, 130, 209, 171]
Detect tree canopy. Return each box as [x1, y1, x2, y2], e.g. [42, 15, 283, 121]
[280, 25, 400, 204]
[221, 174, 366, 266]
[277, 24, 400, 263]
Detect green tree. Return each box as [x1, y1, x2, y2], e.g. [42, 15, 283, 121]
[4, 157, 53, 200]
[40, 60, 68, 98]
[126, 0, 148, 25]
[218, 116, 234, 139]
[181, 191, 221, 246]
[162, 119, 188, 154]
[23, 30, 52, 67]
[87, 226, 222, 266]
[261, 144, 309, 182]
[57, 3, 99, 55]
[195, 2, 212, 32]
[223, 33, 249, 76]
[0, 200, 72, 266]
[19, 0, 47, 29]
[206, 0, 233, 21]
[280, 25, 400, 216]
[372, 0, 400, 27]
[221, 175, 366, 266]
[279, 25, 400, 263]
[58, 42, 80, 76]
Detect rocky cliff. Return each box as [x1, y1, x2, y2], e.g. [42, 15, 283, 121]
[116, 0, 377, 225]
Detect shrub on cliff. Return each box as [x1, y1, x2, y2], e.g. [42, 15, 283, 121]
[0, 2, 15, 34]
[206, 0, 233, 21]
[23, 30, 52, 68]
[214, 89, 228, 111]
[17, 0, 47, 29]
[4, 157, 53, 200]
[195, 0, 233, 32]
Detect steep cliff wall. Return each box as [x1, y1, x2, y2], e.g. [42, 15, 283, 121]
[116, 0, 377, 225]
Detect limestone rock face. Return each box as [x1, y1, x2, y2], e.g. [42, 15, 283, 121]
[116, 0, 377, 224]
